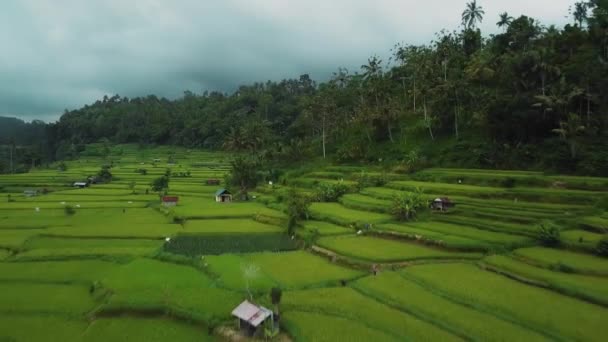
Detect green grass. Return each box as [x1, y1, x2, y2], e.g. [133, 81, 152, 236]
[483, 254, 608, 306]
[403, 263, 607, 341]
[432, 214, 536, 236]
[316, 235, 482, 262]
[0, 229, 45, 249]
[353, 272, 548, 341]
[283, 287, 461, 341]
[513, 247, 608, 275]
[309, 202, 392, 226]
[82, 317, 215, 342]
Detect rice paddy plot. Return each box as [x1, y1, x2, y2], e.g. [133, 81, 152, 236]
[163, 233, 298, 256]
[283, 311, 399, 342]
[375, 223, 496, 251]
[316, 235, 482, 262]
[309, 202, 392, 226]
[46, 223, 179, 239]
[0, 314, 86, 342]
[402, 263, 608, 341]
[513, 247, 608, 275]
[0, 283, 96, 315]
[13, 236, 163, 260]
[0, 260, 118, 283]
[100, 258, 242, 322]
[171, 198, 286, 220]
[353, 272, 549, 342]
[302, 220, 353, 235]
[0, 229, 45, 249]
[283, 287, 461, 341]
[82, 317, 215, 342]
[203, 254, 278, 291]
[561, 229, 605, 250]
[483, 254, 608, 306]
[339, 194, 391, 213]
[392, 221, 533, 246]
[432, 214, 536, 236]
[246, 251, 364, 289]
[182, 219, 283, 234]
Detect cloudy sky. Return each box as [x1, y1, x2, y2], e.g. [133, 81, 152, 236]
[1, 0, 574, 122]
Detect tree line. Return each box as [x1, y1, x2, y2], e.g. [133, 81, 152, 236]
[2, 1, 608, 175]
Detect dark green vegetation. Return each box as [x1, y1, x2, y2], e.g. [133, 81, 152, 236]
[2, 1, 608, 177]
[164, 233, 298, 256]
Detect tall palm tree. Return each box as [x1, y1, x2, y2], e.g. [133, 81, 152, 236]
[552, 113, 585, 159]
[497, 12, 513, 31]
[462, 0, 485, 29]
[572, 2, 588, 27]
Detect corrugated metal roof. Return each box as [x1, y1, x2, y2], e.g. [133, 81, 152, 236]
[215, 188, 230, 196]
[231, 300, 272, 327]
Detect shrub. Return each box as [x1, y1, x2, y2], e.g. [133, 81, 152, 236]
[596, 238, 608, 257]
[97, 166, 113, 183]
[57, 162, 68, 172]
[64, 205, 76, 216]
[315, 181, 349, 202]
[500, 177, 517, 188]
[536, 221, 561, 247]
[135, 168, 148, 175]
[595, 196, 608, 211]
[390, 188, 425, 221]
[285, 188, 311, 235]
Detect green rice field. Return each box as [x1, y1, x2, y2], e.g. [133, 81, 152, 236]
[0, 144, 606, 341]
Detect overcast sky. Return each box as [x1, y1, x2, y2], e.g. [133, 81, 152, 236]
[1, 0, 574, 122]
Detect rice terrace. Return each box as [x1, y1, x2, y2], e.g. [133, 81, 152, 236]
[2, 0, 608, 341]
[0, 144, 606, 341]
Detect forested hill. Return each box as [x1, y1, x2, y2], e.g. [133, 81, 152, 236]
[3, 1, 608, 176]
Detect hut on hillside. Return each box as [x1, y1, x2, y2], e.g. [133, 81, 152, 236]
[73, 182, 88, 189]
[215, 189, 232, 203]
[23, 189, 39, 197]
[231, 300, 274, 337]
[430, 197, 454, 212]
[162, 196, 179, 207]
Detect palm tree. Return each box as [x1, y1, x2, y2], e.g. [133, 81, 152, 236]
[552, 113, 585, 159]
[497, 12, 513, 31]
[572, 2, 588, 27]
[462, 0, 485, 29]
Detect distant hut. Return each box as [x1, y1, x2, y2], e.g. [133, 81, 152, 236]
[215, 189, 232, 203]
[23, 189, 39, 197]
[206, 179, 221, 186]
[161, 196, 179, 207]
[231, 300, 274, 337]
[73, 182, 88, 189]
[430, 197, 454, 212]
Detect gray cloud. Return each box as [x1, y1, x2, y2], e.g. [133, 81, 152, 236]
[0, 0, 573, 122]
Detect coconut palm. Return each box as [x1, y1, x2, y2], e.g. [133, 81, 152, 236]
[572, 2, 588, 27]
[462, 0, 485, 29]
[552, 113, 585, 159]
[497, 12, 513, 31]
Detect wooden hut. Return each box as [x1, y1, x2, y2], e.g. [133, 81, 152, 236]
[430, 197, 454, 212]
[231, 300, 273, 337]
[162, 196, 179, 207]
[215, 189, 232, 203]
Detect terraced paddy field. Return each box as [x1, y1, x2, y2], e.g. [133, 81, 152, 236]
[0, 144, 607, 341]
